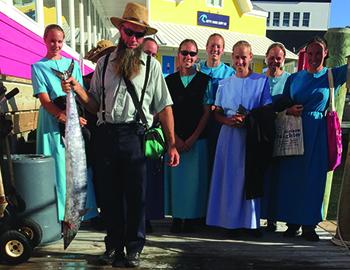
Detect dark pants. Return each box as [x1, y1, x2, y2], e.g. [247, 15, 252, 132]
[94, 123, 146, 254]
[145, 158, 164, 220]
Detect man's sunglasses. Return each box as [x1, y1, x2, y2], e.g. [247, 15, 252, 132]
[180, 50, 197, 57]
[122, 27, 146, 39]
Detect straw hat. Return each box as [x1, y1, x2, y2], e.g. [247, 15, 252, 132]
[110, 2, 157, 35]
[85, 40, 116, 63]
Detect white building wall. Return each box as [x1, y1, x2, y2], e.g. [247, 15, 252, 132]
[253, 1, 331, 31]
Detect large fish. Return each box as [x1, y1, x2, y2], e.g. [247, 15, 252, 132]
[51, 61, 88, 249]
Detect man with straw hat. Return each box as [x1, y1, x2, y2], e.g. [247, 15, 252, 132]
[85, 39, 117, 64]
[61, 2, 179, 268]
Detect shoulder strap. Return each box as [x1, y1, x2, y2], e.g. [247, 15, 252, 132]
[140, 55, 151, 105]
[101, 53, 111, 122]
[328, 68, 335, 112]
[124, 55, 151, 127]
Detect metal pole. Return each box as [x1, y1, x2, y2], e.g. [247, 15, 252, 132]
[79, 0, 85, 56]
[93, 5, 97, 46]
[55, 0, 62, 26]
[87, 0, 92, 51]
[69, 0, 75, 50]
[35, 0, 44, 31]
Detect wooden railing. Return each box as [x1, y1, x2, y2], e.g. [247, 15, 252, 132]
[0, 75, 39, 135]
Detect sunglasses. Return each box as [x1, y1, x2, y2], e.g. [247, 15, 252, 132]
[122, 27, 146, 39]
[180, 50, 197, 57]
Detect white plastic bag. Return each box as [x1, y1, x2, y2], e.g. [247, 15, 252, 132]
[273, 110, 304, 157]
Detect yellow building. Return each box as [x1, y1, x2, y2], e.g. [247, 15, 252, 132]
[145, 0, 297, 74]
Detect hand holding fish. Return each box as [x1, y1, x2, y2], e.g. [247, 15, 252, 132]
[54, 106, 87, 127]
[61, 77, 83, 94]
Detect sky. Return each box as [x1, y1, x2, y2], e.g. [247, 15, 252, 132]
[329, 0, 350, 27]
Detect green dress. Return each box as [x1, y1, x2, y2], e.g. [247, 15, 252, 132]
[31, 57, 83, 221]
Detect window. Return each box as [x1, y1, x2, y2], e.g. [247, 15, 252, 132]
[266, 12, 270, 26]
[273, 12, 280, 27]
[303, 12, 310, 27]
[206, 0, 223, 8]
[283, 12, 290, 27]
[13, 0, 36, 21]
[293, 12, 300, 27]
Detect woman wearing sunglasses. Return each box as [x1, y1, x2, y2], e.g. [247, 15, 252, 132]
[164, 39, 211, 233]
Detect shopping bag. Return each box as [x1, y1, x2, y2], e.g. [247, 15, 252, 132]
[326, 68, 342, 171]
[273, 110, 304, 157]
[144, 124, 167, 159]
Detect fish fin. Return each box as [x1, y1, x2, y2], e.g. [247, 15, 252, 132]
[66, 59, 75, 77]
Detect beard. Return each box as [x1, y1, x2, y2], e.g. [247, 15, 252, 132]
[114, 38, 142, 80]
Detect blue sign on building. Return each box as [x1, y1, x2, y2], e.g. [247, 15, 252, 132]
[197, 11, 229, 29]
[162, 55, 175, 77]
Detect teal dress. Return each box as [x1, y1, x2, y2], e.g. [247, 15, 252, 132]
[197, 61, 235, 176]
[31, 57, 97, 221]
[268, 71, 291, 104]
[164, 73, 210, 219]
[270, 65, 347, 226]
[197, 61, 235, 105]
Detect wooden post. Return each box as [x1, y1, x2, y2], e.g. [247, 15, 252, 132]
[323, 28, 350, 219]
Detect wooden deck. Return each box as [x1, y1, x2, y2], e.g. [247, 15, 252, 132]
[1, 220, 350, 269]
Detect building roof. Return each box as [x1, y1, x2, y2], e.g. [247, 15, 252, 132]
[152, 22, 298, 60]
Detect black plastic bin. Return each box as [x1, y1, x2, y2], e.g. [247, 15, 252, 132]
[8, 154, 61, 244]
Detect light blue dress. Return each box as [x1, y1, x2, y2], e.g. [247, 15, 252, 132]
[164, 74, 210, 219]
[206, 73, 271, 229]
[31, 57, 97, 221]
[269, 65, 348, 226]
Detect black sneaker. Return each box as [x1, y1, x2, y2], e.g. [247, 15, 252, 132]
[97, 249, 116, 265]
[182, 219, 195, 233]
[112, 251, 126, 268]
[265, 221, 277, 232]
[249, 228, 263, 238]
[283, 227, 300, 238]
[146, 219, 153, 233]
[125, 252, 140, 268]
[301, 230, 320, 242]
[170, 218, 182, 233]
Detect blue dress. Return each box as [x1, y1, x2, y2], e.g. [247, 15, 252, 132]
[261, 71, 291, 219]
[270, 65, 347, 226]
[31, 57, 97, 221]
[206, 73, 271, 229]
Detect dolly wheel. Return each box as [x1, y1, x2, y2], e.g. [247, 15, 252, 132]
[17, 218, 43, 247]
[0, 230, 32, 265]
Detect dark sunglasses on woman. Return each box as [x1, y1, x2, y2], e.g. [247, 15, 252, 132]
[180, 50, 197, 57]
[122, 27, 146, 39]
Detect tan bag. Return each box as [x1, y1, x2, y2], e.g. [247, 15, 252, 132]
[273, 110, 304, 157]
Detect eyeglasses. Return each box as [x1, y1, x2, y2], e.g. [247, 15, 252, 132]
[180, 50, 197, 57]
[122, 27, 146, 39]
[144, 50, 157, 57]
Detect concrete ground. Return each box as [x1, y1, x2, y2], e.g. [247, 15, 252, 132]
[1, 219, 350, 269]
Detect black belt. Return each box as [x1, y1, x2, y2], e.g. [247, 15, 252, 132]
[98, 122, 144, 134]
